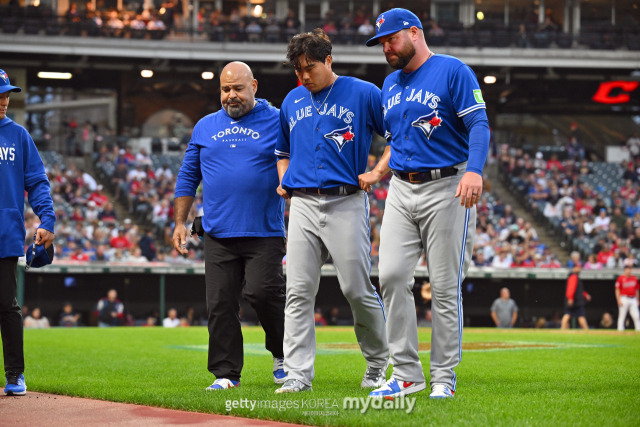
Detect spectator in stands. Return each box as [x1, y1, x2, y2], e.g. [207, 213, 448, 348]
[246, 19, 263, 42]
[91, 244, 110, 261]
[96, 289, 124, 327]
[491, 245, 513, 268]
[593, 208, 610, 232]
[567, 250, 582, 268]
[515, 24, 530, 48]
[110, 228, 131, 249]
[545, 153, 564, 172]
[99, 201, 117, 222]
[23, 308, 50, 329]
[58, 302, 80, 327]
[126, 246, 149, 263]
[427, 21, 445, 44]
[561, 262, 590, 330]
[566, 137, 585, 161]
[626, 132, 640, 160]
[583, 253, 603, 270]
[472, 250, 491, 266]
[490, 288, 518, 328]
[163, 308, 181, 327]
[357, 19, 374, 40]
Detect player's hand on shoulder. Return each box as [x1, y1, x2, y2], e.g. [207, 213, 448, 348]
[455, 171, 483, 209]
[172, 224, 189, 255]
[358, 171, 382, 192]
[277, 185, 291, 200]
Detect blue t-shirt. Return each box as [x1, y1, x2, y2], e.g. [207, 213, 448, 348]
[276, 76, 384, 190]
[174, 98, 285, 238]
[382, 54, 488, 175]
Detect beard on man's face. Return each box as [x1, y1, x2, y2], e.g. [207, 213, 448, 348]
[386, 42, 416, 70]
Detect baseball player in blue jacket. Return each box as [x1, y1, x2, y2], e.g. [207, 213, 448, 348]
[173, 62, 287, 390]
[274, 29, 389, 394]
[362, 9, 490, 399]
[0, 69, 56, 396]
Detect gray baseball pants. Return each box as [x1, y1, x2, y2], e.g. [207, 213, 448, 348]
[283, 190, 389, 386]
[378, 164, 475, 390]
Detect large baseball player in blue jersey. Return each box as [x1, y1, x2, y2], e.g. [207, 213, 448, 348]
[274, 29, 389, 393]
[173, 62, 287, 391]
[362, 9, 490, 399]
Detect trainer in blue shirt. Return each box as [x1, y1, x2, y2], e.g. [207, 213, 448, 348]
[0, 69, 56, 397]
[173, 62, 286, 391]
[361, 8, 490, 400]
[274, 29, 388, 394]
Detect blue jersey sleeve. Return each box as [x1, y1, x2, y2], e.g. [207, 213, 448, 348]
[175, 124, 203, 197]
[367, 84, 384, 137]
[451, 64, 486, 118]
[462, 109, 490, 175]
[275, 106, 291, 159]
[23, 132, 55, 232]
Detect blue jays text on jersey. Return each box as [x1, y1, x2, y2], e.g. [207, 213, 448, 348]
[276, 76, 384, 190]
[174, 98, 285, 238]
[381, 54, 489, 175]
[0, 145, 15, 161]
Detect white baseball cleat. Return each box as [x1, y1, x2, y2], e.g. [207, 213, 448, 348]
[275, 379, 312, 394]
[429, 383, 455, 399]
[361, 359, 389, 388]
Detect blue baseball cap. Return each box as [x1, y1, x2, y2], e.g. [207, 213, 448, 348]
[366, 8, 423, 47]
[0, 69, 22, 93]
[25, 243, 55, 269]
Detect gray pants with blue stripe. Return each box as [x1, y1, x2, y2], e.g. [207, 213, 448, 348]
[378, 164, 475, 389]
[283, 190, 389, 387]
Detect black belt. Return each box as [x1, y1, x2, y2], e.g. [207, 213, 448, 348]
[295, 185, 360, 196]
[392, 167, 458, 184]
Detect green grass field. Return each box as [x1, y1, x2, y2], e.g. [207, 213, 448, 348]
[6, 326, 640, 426]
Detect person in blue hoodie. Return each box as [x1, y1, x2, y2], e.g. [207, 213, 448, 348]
[0, 69, 55, 396]
[172, 62, 286, 391]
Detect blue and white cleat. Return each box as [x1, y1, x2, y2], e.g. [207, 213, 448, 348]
[206, 378, 239, 391]
[273, 357, 287, 384]
[429, 383, 454, 399]
[369, 377, 426, 398]
[4, 372, 27, 396]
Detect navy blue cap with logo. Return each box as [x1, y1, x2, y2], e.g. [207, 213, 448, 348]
[0, 69, 23, 93]
[365, 8, 423, 47]
[25, 233, 55, 270]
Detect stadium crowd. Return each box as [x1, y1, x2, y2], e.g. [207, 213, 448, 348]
[499, 139, 640, 269]
[2, 1, 638, 50]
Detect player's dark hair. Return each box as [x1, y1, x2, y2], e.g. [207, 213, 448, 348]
[284, 28, 332, 70]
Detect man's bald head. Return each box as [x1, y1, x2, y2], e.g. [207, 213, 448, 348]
[220, 62, 258, 118]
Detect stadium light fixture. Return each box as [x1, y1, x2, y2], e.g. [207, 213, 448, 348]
[37, 71, 72, 80]
[140, 69, 154, 78]
[484, 75, 497, 84]
[201, 71, 214, 80]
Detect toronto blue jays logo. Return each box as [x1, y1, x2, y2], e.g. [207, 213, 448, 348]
[412, 111, 443, 139]
[324, 126, 355, 151]
[376, 15, 385, 30]
[0, 72, 8, 84]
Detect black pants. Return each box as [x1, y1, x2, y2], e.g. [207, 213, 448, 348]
[204, 235, 286, 382]
[0, 258, 23, 374]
